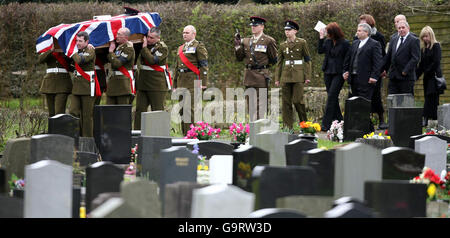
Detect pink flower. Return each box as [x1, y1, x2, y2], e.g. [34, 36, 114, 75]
[216, 128, 221, 133]
[245, 124, 250, 133]
[236, 128, 241, 134]
[208, 131, 212, 136]
[202, 132, 206, 136]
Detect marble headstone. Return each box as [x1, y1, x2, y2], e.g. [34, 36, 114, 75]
[249, 119, 279, 145]
[0, 138, 31, 180]
[164, 182, 207, 218]
[137, 136, 172, 181]
[285, 139, 318, 166]
[382, 147, 425, 180]
[415, 136, 447, 175]
[254, 130, 289, 166]
[48, 114, 80, 149]
[389, 107, 422, 147]
[141, 111, 170, 137]
[343, 96, 372, 141]
[209, 155, 233, 184]
[120, 179, 161, 218]
[232, 145, 269, 192]
[30, 134, 74, 165]
[187, 141, 234, 159]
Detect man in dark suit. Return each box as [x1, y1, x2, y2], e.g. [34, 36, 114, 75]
[343, 23, 383, 101]
[384, 21, 420, 94]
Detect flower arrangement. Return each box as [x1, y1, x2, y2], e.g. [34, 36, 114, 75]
[124, 144, 138, 181]
[410, 167, 450, 201]
[184, 121, 221, 140]
[130, 143, 138, 162]
[299, 121, 321, 135]
[425, 128, 450, 136]
[363, 131, 391, 140]
[9, 174, 24, 191]
[327, 120, 344, 142]
[192, 143, 208, 171]
[229, 123, 249, 143]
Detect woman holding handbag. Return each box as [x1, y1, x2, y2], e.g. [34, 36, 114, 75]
[416, 26, 443, 127]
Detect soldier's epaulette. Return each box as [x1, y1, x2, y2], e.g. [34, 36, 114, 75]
[126, 41, 133, 47]
[160, 41, 167, 48]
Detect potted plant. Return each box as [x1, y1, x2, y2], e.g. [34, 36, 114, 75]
[184, 121, 221, 140]
[327, 120, 344, 143]
[9, 174, 25, 198]
[298, 121, 321, 142]
[229, 123, 249, 149]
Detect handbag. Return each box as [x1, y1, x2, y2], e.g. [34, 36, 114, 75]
[435, 75, 446, 94]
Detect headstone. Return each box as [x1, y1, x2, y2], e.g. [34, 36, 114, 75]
[164, 182, 207, 218]
[302, 148, 335, 196]
[248, 208, 306, 218]
[120, 179, 161, 218]
[137, 136, 172, 181]
[0, 138, 31, 180]
[159, 147, 197, 213]
[141, 111, 170, 137]
[285, 139, 317, 166]
[249, 119, 278, 145]
[0, 168, 7, 194]
[93, 105, 131, 164]
[89, 197, 141, 218]
[85, 162, 124, 213]
[232, 145, 269, 192]
[73, 186, 81, 218]
[191, 184, 254, 218]
[332, 196, 367, 208]
[78, 137, 99, 153]
[48, 114, 80, 149]
[334, 143, 382, 201]
[171, 138, 199, 146]
[437, 103, 450, 130]
[75, 151, 99, 167]
[90, 192, 121, 211]
[365, 180, 427, 218]
[131, 130, 140, 151]
[354, 138, 394, 150]
[382, 147, 425, 180]
[209, 155, 233, 184]
[24, 160, 72, 218]
[0, 195, 23, 218]
[30, 134, 74, 165]
[252, 165, 318, 209]
[409, 134, 450, 149]
[254, 130, 289, 166]
[276, 195, 334, 218]
[386, 94, 415, 109]
[343, 96, 372, 141]
[324, 202, 375, 218]
[186, 141, 234, 159]
[415, 136, 447, 175]
[389, 107, 423, 147]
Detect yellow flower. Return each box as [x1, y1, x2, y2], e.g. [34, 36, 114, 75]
[306, 121, 312, 126]
[313, 123, 321, 132]
[204, 165, 209, 171]
[197, 165, 203, 171]
[378, 133, 382, 137]
[387, 136, 391, 140]
[427, 183, 436, 198]
[363, 135, 367, 139]
[370, 132, 374, 137]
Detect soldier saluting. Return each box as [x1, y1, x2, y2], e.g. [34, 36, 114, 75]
[235, 16, 278, 121]
[275, 20, 312, 129]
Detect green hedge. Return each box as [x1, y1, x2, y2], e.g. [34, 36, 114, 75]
[0, 0, 424, 98]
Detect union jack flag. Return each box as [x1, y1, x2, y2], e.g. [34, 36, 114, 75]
[36, 12, 162, 57]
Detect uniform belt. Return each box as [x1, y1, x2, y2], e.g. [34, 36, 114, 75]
[178, 68, 192, 73]
[46, 68, 68, 74]
[133, 65, 138, 70]
[114, 70, 133, 76]
[75, 71, 94, 76]
[285, 60, 303, 65]
[95, 65, 101, 70]
[246, 65, 268, 70]
[141, 65, 167, 71]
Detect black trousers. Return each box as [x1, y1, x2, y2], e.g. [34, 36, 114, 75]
[371, 78, 384, 115]
[423, 92, 439, 119]
[388, 78, 415, 95]
[322, 74, 344, 130]
[350, 75, 375, 101]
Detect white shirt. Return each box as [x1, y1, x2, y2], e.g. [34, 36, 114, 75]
[358, 37, 369, 48]
[396, 32, 410, 51]
[184, 39, 195, 48]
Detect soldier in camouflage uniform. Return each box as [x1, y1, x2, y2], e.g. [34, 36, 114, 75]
[235, 16, 278, 121]
[134, 27, 170, 130]
[69, 31, 96, 137]
[275, 20, 312, 129]
[106, 27, 136, 105]
[173, 25, 208, 136]
[38, 44, 73, 117]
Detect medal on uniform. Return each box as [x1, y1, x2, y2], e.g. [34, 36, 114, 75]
[255, 45, 267, 52]
[185, 47, 196, 53]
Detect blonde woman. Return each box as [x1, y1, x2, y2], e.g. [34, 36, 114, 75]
[416, 26, 442, 127]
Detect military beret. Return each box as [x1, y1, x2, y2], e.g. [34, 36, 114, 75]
[284, 20, 299, 31]
[250, 16, 266, 26]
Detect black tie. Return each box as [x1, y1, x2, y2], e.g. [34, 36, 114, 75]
[398, 37, 404, 50]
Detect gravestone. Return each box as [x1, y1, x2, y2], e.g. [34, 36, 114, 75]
[0, 138, 31, 180]
[93, 105, 131, 164]
[0, 168, 7, 194]
[137, 136, 172, 181]
[164, 182, 207, 218]
[389, 107, 422, 147]
[437, 103, 450, 130]
[386, 94, 415, 109]
[0, 195, 23, 218]
[89, 197, 141, 218]
[285, 139, 317, 166]
[343, 96, 372, 141]
[85, 162, 124, 213]
[232, 145, 269, 192]
[48, 114, 80, 149]
[334, 143, 382, 201]
[120, 179, 161, 218]
[191, 184, 254, 218]
[141, 111, 170, 137]
[332, 196, 367, 208]
[209, 155, 233, 184]
[409, 134, 450, 149]
[30, 134, 74, 165]
[365, 180, 427, 218]
[187, 141, 234, 159]
[131, 130, 140, 151]
[324, 202, 375, 218]
[354, 138, 394, 150]
[90, 192, 121, 211]
[302, 148, 335, 196]
[254, 130, 289, 166]
[382, 147, 425, 180]
[75, 152, 99, 167]
[276, 195, 334, 218]
[249, 119, 278, 145]
[73, 186, 81, 218]
[415, 136, 447, 175]
[252, 165, 318, 209]
[248, 208, 306, 218]
[24, 160, 72, 218]
[171, 138, 200, 146]
[78, 137, 99, 153]
[159, 147, 198, 213]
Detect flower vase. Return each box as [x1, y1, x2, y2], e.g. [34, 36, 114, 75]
[298, 133, 318, 142]
[426, 200, 449, 218]
[13, 189, 24, 198]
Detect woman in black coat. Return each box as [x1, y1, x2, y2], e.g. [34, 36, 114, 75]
[318, 22, 350, 131]
[416, 26, 443, 126]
